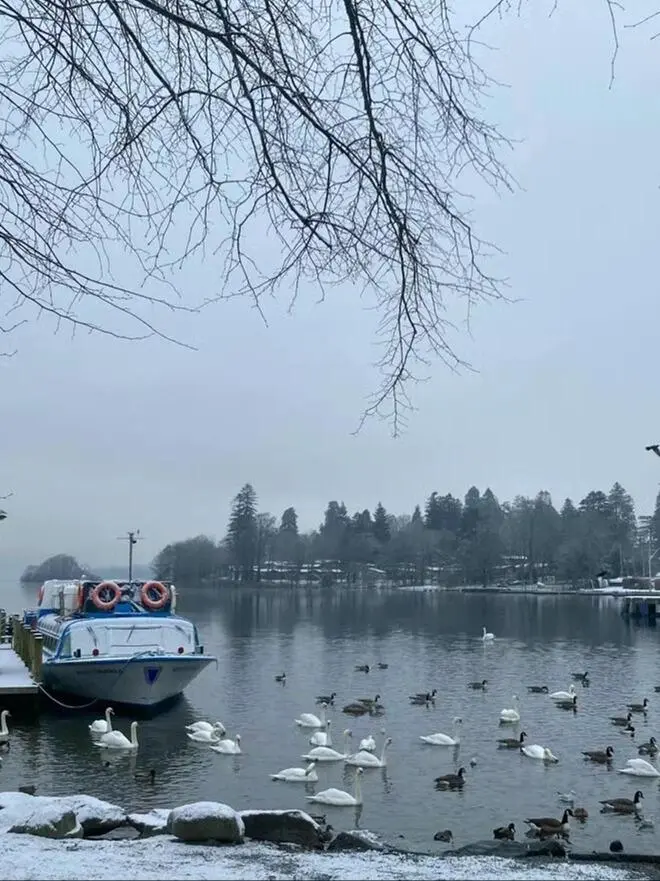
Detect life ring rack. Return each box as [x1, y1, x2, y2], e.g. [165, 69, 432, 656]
[141, 580, 170, 611]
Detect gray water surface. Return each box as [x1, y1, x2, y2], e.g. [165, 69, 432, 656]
[1, 583, 659, 854]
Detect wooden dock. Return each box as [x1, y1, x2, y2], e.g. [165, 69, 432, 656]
[0, 612, 40, 716]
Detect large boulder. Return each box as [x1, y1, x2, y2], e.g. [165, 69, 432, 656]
[8, 803, 83, 839]
[128, 808, 171, 838]
[169, 801, 244, 844]
[88, 825, 141, 841]
[326, 829, 387, 852]
[59, 794, 127, 836]
[240, 809, 323, 849]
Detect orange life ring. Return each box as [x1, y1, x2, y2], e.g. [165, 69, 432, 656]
[141, 581, 170, 611]
[37, 584, 45, 606]
[90, 581, 121, 611]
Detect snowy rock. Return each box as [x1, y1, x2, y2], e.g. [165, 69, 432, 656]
[8, 803, 83, 840]
[128, 808, 171, 837]
[88, 825, 141, 841]
[240, 809, 323, 849]
[326, 829, 387, 852]
[169, 801, 244, 844]
[59, 794, 127, 836]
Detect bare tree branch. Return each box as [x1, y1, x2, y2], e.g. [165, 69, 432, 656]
[0, 0, 517, 430]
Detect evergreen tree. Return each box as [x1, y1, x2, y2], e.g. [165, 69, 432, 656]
[226, 483, 258, 581]
[373, 502, 391, 544]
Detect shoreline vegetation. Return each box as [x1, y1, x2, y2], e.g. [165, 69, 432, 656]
[19, 481, 660, 593]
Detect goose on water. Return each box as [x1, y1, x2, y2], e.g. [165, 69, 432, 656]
[434, 767, 466, 789]
[500, 696, 520, 723]
[410, 691, 436, 705]
[355, 695, 381, 709]
[527, 685, 549, 694]
[550, 684, 576, 702]
[309, 721, 332, 747]
[209, 734, 242, 755]
[573, 807, 589, 820]
[355, 664, 370, 673]
[275, 672, 286, 683]
[617, 758, 660, 777]
[481, 626, 495, 641]
[302, 729, 352, 762]
[582, 746, 614, 764]
[611, 712, 633, 726]
[377, 662, 388, 669]
[498, 731, 526, 749]
[95, 721, 139, 751]
[524, 809, 572, 835]
[600, 790, 644, 813]
[623, 724, 636, 738]
[493, 822, 515, 841]
[306, 767, 363, 806]
[468, 679, 488, 690]
[345, 736, 392, 769]
[572, 671, 589, 682]
[342, 702, 370, 716]
[420, 717, 462, 746]
[89, 707, 113, 736]
[316, 693, 336, 706]
[270, 761, 318, 782]
[627, 698, 649, 713]
[521, 744, 559, 763]
[638, 736, 658, 756]
[434, 829, 453, 842]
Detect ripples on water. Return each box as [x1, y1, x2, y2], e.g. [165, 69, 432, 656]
[1, 584, 659, 854]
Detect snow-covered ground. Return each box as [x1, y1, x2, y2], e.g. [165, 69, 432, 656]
[0, 835, 649, 881]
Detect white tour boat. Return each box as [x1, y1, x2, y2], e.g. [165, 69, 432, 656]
[23, 578, 215, 711]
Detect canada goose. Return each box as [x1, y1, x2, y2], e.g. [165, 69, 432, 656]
[275, 672, 286, 683]
[573, 807, 589, 821]
[497, 731, 527, 749]
[434, 767, 466, 789]
[409, 691, 435, 705]
[342, 702, 370, 716]
[527, 685, 549, 694]
[572, 671, 589, 682]
[355, 664, 370, 673]
[582, 746, 614, 763]
[555, 694, 578, 711]
[623, 724, 636, 738]
[468, 679, 488, 690]
[410, 689, 437, 702]
[600, 790, 644, 814]
[433, 829, 453, 842]
[377, 662, 388, 669]
[356, 694, 381, 708]
[646, 443, 660, 456]
[627, 698, 649, 713]
[524, 809, 573, 834]
[638, 736, 658, 756]
[134, 768, 156, 784]
[316, 693, 336, 705]
[18, 784, 36, 796]
[611, 712, 633, 726]
[493, 822, 515, 841]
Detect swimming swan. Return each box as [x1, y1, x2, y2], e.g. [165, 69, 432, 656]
[550, 684, 576, 701]
[310, 721, 332, 746]
[270, 761, 318, 782]
[306, 767, 363, 806]
[521, 743, 559, 763]
[209, 734, 242, 755]
[186, 727, 222, 743]
[420, 717, 463, 746]
[295, 705, 327, 729]
[185, 721, 226, 737]
[482, 626, 495, 641]
[95, 721, 138, 751]
[302, 729, 353, 762]
[500, 696, 521, 723]
[618, 758, 660, 777]
[345, 737, 392, 768]
[89, 707, 113, 736]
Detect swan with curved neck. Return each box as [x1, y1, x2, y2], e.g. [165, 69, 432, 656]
[89, 707, 113, 736]
[95, 721, 138, 751]
[302, 729, 352, 762]
[500, 696, 520, 723]
[482, 626, 495, 641]
[521, 743, 559, 763]
[295, 705, 327, 729]
[186, 726, 222, 743]
[0, 710, 11, 743]
[310, 720, 332, 747]
[306, 767, 364, 806]
[550, 684, 576, 702]
[185, 721, 226, 737]
[270, 761, 318, 782]
[420, 717, 462, 746]
[346, 736, 392, 768]
[210, 734, 242, 755]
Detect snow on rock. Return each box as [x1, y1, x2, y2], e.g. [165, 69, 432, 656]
[168, 801, 244, 844]
[0, 792, 126, 838]
[239, 808, 323, 848]
[8, 802, 83, 840]
[58, 794, 127, 835]
[127, 809, 171, 837]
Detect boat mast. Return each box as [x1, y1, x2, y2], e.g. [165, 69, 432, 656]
[117, 530, 143, 582]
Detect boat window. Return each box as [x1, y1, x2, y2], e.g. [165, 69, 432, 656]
[60, 632, 71, 657]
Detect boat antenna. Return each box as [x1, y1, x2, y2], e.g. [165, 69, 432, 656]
[116, 530, 144, 582]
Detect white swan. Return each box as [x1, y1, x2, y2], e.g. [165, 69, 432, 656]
[550, 684, 576, 702]
[618, 758, 660, 777]
[0, 710, 11, 744]
[482, 626, 495, 641]
[302, 729, 353, 762]
[295, 705, 327, 729]
[419, 717, 463, 746]
[359, 733, 376, 752]
[209, 734, 242, 755]
[346, 736, 392, 768]
[500, 696, 521, 723]
[521, 744, 559, 763]
[89, 707, 113, 736]
[310, 721, 332, 746]
[185, 721, 226, 737]
[270, 761, 318, 782]
[95, 721, 138, 751]
[186, 727, 222, 743]
[306, 767, 363, 806]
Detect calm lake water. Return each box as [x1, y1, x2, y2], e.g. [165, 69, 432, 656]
[0, 580, 659, 855]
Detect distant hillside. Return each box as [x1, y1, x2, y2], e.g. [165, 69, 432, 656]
[90, 562, 153, 580]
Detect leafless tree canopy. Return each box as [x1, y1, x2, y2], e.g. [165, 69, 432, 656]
[0, 0, 518, 424]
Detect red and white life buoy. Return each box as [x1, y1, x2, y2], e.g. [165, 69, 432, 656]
[140, 581, 170, 611]
[90, 581, 122, 611]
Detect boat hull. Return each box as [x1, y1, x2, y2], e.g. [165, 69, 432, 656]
[41, 655, 215, 710]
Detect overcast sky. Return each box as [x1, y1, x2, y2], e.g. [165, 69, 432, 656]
[2, 4, 659, 573]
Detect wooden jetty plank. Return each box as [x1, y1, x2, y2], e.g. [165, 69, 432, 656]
[0, 644, 39, 695]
